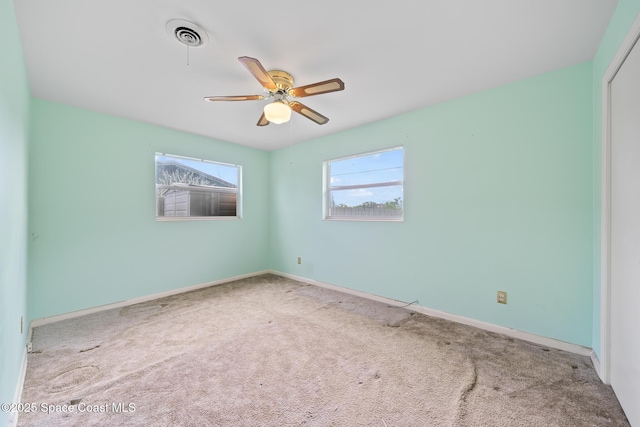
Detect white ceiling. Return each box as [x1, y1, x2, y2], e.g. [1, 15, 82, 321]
[14, 0, 616, 151]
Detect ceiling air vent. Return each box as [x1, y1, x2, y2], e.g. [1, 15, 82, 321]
[166, 19, 208, 47]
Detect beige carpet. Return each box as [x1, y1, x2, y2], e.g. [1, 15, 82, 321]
[19, 274, 628, 426]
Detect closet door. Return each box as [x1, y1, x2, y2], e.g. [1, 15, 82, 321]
[610, 36, 640, 426]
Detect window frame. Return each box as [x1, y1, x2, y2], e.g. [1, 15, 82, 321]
[323, 146, 404, 222]
[155, 152, 243, 221]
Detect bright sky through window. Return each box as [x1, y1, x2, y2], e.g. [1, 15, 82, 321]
[329, 148, 403, 207]
[325, 147, 404, 220]
[156, 155, 238, 186]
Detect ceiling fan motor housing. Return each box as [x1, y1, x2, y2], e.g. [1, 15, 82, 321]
[203, 56, 343, 126]
[268, 70, 294, 93]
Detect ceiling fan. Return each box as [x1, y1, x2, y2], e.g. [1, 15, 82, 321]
[204, 56, 345, 126]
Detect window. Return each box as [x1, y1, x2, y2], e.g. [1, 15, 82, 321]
[155, 153, 242, 220]
[323, 147, 404, 221]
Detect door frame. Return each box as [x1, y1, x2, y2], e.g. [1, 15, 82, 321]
[600, 11, 640, 385]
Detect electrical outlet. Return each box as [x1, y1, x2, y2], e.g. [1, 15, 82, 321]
[497, 291, 507, 304]
[297, 257, 302, 265]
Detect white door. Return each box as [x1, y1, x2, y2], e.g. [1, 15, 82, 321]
[610, 35, 640, 426]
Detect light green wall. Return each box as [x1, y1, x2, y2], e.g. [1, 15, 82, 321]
[591, 0, 640, 359]
[0, 0, 30, 423]
[28, 99, 270, 320]
[3, 5, 631, 415]
[270, 62, 593, 346]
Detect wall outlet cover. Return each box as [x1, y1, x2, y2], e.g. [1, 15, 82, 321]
[497, 291, 507, 304]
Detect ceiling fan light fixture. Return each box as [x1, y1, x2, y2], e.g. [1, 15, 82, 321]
[263, 101, 291, 124]
[204, 56, 344, 127]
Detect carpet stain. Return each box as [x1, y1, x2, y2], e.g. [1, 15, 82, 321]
[47, 365, 100, 393]
[20, 275, 630, 427]
[451, 360, 478, 425]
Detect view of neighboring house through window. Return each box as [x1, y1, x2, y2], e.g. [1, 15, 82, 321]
[324, 146, 404, 221]
[155, 153, 241, 219]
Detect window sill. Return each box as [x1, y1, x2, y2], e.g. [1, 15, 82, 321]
[156, 216, 242, 222]
[324, 217, 403, 222]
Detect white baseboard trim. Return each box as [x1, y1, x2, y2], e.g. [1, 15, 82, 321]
[26, 269, 593, 358]
[591, 350, 603, 380]
[29, 270, 270, 330]
[8, 346, 28, 427]
[270, 270, 593, 357]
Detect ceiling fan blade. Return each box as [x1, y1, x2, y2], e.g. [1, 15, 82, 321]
[204, 95, 264, 102]
[289, 78, 344, 98]
[257, 112, 270, 127]
[289, 101, 329, 125]
[238, 56, 278, 91]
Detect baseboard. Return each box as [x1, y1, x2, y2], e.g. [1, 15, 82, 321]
[26, 268, 593, 359]
[7, 346, 28, 427]
[591, 350, 603, 380]
[270, 270, 593, 357]
[29, 270, 270, 330]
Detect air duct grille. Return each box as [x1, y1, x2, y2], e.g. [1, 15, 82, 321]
[166, 19, 208, 47]
[174, 27, 202, 47]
